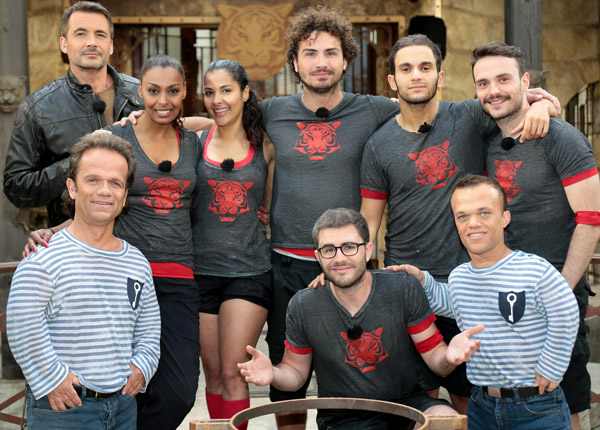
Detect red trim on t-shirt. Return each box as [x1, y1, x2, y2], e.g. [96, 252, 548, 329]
[203, 125, 255, 168]
[361, 188, 388, 200]
[285, 340, 312, 355]
[562, 167, 598, 187]
[150, 262, 194, 279]
[406, 313, 437, 334]
[275, 248, 316, 258]
[413, 330, 443, 354]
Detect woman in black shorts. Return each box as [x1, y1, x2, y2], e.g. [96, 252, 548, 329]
[191, 59, 274, 429]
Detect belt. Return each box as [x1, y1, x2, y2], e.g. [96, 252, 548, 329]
[483, 386, 539, 399]
[74, 385, 120, 400]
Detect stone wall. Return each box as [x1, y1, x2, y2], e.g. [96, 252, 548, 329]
[99, 0, 435, 20]
[28, 0, 66, 92]
[542, 0, 600, 108]
[440, 0, 504, 102]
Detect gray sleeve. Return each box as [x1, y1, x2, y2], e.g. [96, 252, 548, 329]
[285, 292, 311, 350]
[360, 137, 389, 195]
[371, 96, 400, 127]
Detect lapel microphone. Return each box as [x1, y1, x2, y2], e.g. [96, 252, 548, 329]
[500, 137, 516, 150]
[418, 122, 431, 133]
[220, 158, 235, 172]
[92, 98, 106, 113]
[315, 107, 330, 118]
[158, 160, 172, 172]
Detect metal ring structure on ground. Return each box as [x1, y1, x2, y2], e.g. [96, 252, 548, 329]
[230, 397, 429, 429]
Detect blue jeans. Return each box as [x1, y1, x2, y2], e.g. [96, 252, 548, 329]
[468, 386, 571, 430]
[26, 386, 136, 430]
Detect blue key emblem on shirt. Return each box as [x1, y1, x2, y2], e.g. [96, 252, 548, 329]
[498, 291, 525, 324]
[127, 278, 144, 310]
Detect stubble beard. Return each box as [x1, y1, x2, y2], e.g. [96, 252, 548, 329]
[325, 261, 368, 290]
[299, 71, 343, 96]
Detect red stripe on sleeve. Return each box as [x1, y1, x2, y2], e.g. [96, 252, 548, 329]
[407, 313, 437, 334]
[284, 340, 312, 355]
[361, 188, 389, 200]
[562, 168, 598, 187]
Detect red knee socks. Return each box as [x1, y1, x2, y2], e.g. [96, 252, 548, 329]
[205, 389, 224, 419]
[222, 397, 250, 430]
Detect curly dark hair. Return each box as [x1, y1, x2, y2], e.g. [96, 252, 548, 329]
[204, 59, 263, 148]
[285, 5, 359, 84]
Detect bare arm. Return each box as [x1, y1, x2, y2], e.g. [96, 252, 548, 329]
[511, 89, 561, 142]
[238, 345, 312, 392]
[413, 323, 483, 377]
[182, 116, 215, 132]
[360, 197, 386, 242]
[561, 174, 600, 288]
[261, 134, 276, 225]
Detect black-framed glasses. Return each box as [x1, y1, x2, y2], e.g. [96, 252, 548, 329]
[316, 242, 367, 259]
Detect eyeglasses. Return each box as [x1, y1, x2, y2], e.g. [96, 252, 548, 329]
[316, 242, 367, 259]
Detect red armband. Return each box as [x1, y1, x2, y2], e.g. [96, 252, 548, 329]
[575, 211, 600, 226]
[413, 329, 444, 354]
[284, 340, 312, 355]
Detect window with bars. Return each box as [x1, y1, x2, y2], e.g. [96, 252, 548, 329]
[114, 22, 397, 115]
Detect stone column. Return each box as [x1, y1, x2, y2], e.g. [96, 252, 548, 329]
[504, 0, 547, 88]
[0, 0, 29, 380]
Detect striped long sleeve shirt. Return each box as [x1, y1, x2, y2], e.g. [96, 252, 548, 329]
[7, 229, 161, 399]
[423, 250, 578, 387]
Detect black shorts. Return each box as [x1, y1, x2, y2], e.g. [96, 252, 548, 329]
[196, 271, 272, 314]
[560, 277, 592, 413]
[316, 392, 451, 430]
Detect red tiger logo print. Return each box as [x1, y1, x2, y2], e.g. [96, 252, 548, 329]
[207, 180, 254, 222]
[494, 160, 522, 202]
[408, 141, 458, 189]
[294, 121, 341, 160]
[340, 327, 388, 373]
[142, 177, 191, 214]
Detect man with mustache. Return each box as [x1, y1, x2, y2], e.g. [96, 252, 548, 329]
[3, 1, 142, 227]
[472, 41, 600, 429]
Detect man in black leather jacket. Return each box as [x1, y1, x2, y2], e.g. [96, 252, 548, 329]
[3, 1, 142, 225]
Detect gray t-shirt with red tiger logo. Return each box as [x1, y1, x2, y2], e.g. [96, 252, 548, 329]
[192, 127, 271, 276]
[261, 93, 399, 249]
[285, 270, 432, 400]
[108, 123, 199, 269]
[486, 118, 598, 270]
[360, 100, 495, 279]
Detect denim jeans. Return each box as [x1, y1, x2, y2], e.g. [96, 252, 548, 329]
[26, 386, 136, 430]
[468, 385, 571, 430]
